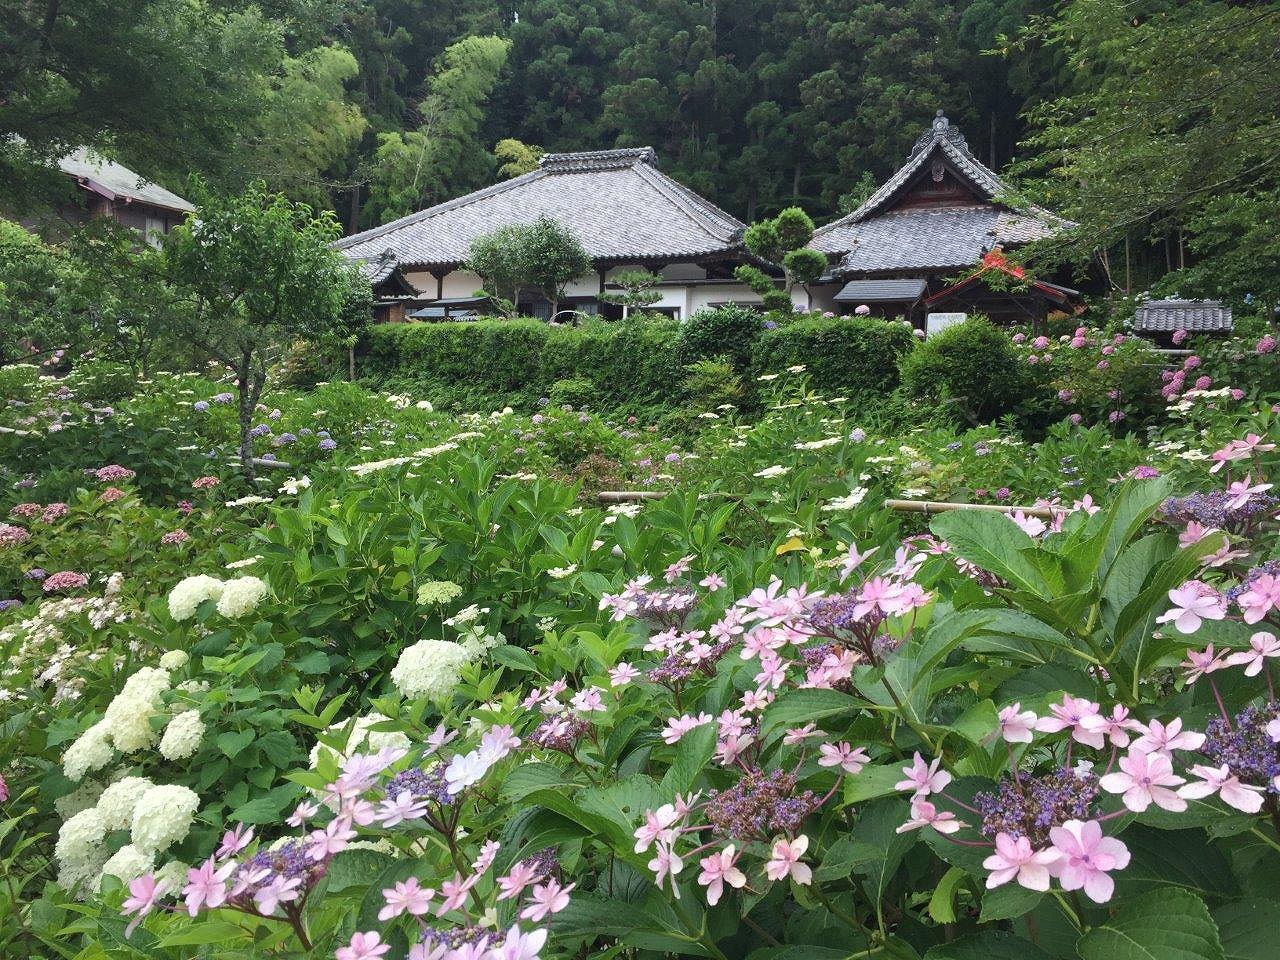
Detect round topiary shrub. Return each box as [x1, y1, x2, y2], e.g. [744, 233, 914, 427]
[898, 317, 1035, 424]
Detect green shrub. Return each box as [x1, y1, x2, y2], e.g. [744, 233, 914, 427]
[753, 315, 915, 399]
[548, 376, 598, 409]
[681, 357, 743, 411]
[0, 363, 40, 402]
[676, 304, 766, 372]
[63, 358, 137, 405]
[898, 317, 1035, 424]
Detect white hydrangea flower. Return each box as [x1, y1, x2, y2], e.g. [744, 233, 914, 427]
[63, 721, 115, 781]
[159, 710, 205, 760]
[309, 711, 410, 769]
[131, 784, 199, 853]
[95, 776, 154, 831]
[103, 667, 170, 753]
[390, 639, 472, 700]
[55, 808, 106, 867]
[57, 845, 108, 898]
[159, 650, 189, 670]
[168, 575, 224, 621]
[152, 858, 189, 892]
[54, 780, 104, 819]
[215, 576, 268, 619]
[99, 843, 155, 883]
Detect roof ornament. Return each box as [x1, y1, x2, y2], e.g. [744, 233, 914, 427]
[911, 110, 970, 158]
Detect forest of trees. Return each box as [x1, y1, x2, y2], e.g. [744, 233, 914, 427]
[2, 0, 1278, 303]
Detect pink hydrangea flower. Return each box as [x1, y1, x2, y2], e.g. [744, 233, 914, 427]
[336, 931, 391, 960]
[897, 799, 967, 835]
[1156, 582, 1227, 634]
[1048, 819, 1130, 903]
[122, 874, 167, 936]
[895, 752, 952, 798]
[1179, 764, 1265, 813]
[1035, 695, 1105, 749]
[818, 741, 870, 774]
[1098, 750, 1186, 812]
[379, 878, 434, 920]
[697, 845, 747, 905]
[996, 703, 1038, 744]
[519, 879, 574, 922]
[982, 833, 1059, 891]
[1226, 631, 1280, 677]
[764, 835, 812, 885]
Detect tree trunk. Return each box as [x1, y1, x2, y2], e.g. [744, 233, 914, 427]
[348, 345, 355, 380]
[236, 352, 266, 480]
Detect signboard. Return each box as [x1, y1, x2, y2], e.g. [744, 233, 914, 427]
[926, 312, 967, 337]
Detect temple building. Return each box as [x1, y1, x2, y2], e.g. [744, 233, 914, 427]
[807, 111, 1081, 326]
[336, 148, 767, 322]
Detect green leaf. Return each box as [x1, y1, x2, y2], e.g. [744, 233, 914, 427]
[158, 921, 254, 946]
[216, 729, 256, 759]
[491, 644, 538, 673]
[930, 509, 1050, 597]
[928, 866, 968, 923]
[980, 882, 1043, 922]
[842, 765, 906, 805]
[660, 723, 715, 795]
[327, 848, 394, 893]
[924, 930, 1052, 959]
[759, 688, 862, 741]
[1076, 888, 1225, 960]
[1115, 825, 1238, 899]
[1213, 899, 1280, 960]
[227, 783, 300, 824]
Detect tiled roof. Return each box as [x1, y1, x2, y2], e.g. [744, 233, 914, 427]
[1134, 300, 1233, 332]
[833, 278, 927, 302]
[818, 206, 1060, 276]
[336, 148, 745, 269]
[812, 111, 1069, 275]
[58, 148, 195, 213]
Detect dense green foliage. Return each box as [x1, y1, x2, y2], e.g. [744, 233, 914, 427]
[1016, 1, 1280, 304]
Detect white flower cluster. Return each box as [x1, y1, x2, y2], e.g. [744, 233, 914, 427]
[0, 576, 131, 705]
[167, 574, 224, 621]
[167, 573, 268, 621]
[53, 775, 199, 896]
[159, 710, 205, 760]
[390, 638, 473, 700]
[215, 576, 268, 618]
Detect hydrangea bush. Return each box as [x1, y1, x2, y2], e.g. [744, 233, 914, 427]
[3, 346, 1280, 959]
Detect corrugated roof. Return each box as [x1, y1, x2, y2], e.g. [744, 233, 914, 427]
[833, 278, 927, 302]
[811, 111, 1068, 274]
[1134, 300, 1233, 332]
[336, 148, 746, 269]
[57, 148, 195, 213]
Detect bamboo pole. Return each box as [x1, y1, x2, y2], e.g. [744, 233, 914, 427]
[595, 490, 1060, 518]
[883, 498, 1058, 519]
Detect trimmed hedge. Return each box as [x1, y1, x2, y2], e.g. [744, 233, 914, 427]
[363, 317, 684, 411]
[753, 316, 917, 399]
[362, 312, 917, 412]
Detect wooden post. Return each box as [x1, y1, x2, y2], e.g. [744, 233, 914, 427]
[596, 490, 1060, 519]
